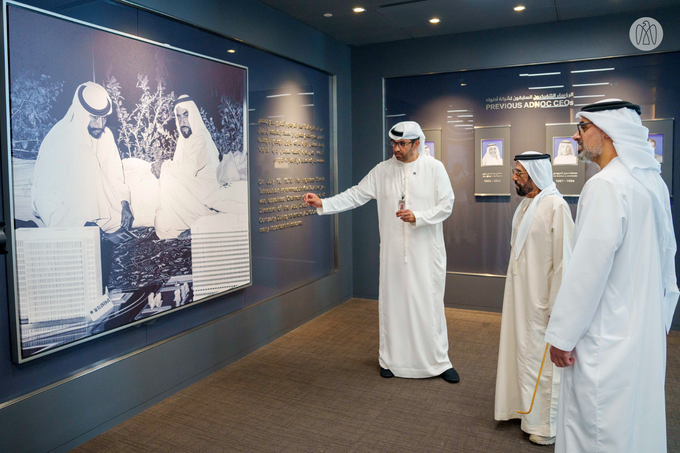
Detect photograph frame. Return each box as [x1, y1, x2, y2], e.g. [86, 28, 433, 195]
[552, 136, 579, 166]
[3, 0, 252, 363]
[480, 138, 504, 167]
[642, 118, 673, 193]
[422, 128, 441, 160]
[545, 123, 586, 197]
[474, 125, 510, 196]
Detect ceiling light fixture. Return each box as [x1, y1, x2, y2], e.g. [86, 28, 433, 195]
[353, 7, 365, 13]
[324, 13, 333, 17]
[514, 5, 525, 11]
[228, 49, 236, 53]
[461, 83, 466, 86]
[429, 18, 440, 24]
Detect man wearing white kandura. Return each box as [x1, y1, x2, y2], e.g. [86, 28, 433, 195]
[546, 99, 679, 453]
[304, 121, 459, 383]
[494, 151, 574, 446]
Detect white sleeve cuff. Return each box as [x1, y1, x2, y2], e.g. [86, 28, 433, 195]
[410, 212, 421, 228]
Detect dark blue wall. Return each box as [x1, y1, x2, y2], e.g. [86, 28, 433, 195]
[0, 1, 353, 452]
[351, 6, 680, 328]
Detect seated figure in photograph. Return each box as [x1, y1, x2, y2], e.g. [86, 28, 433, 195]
[494, 151, 574, 446]
[153, 95, 221, 239]
[303, 121, 460, 383]
[31, 81, 134, 233]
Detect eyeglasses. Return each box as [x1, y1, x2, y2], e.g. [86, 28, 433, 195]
[390, 139, 415, 149]
[511, 169, 528, 176]
[576, 121, 594, 134]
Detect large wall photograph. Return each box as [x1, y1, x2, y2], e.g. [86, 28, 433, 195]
[5, 3, 250, 362]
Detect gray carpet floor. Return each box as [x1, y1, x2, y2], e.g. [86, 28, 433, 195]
[73, 298, 680, 452]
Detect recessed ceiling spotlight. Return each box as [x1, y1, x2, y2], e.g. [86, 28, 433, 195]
[461, 83, 467, 86]
[514, 5, 525, 11]
[228, 49, 236, 53]
[324, 13, 333, 17]
[353, 7, 365, 13]
[429, 18, 440, 24]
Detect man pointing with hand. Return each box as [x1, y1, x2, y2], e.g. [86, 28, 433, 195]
[304, 121, 459, 383]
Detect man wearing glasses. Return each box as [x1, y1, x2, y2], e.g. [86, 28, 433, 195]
[545, 100, 678, 452]
[303, 121, 459, 383]
[494, 151, 574, 446]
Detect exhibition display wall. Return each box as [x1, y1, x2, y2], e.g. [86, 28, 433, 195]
[385, 52, 680, 277]
[0, 0, 335, 400]
[352, 6, 680, 321]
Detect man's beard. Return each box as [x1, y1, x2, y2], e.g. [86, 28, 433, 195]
[515, 182, 530, 196]
[88, 126, 105, 139]
[577, 135, 603, 162]
[180, 126, 192, 138]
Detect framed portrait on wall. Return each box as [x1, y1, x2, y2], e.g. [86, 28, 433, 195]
[545, 123, 586, 196]
[422, 128, 441, 160]
[481, 139, 504, 167]
[647, 134, 664, 163]
[4, 2, 250, 362]
[642, 119, 673, 192]
[474, 126, 510, 196]
[553, 137, 579, 166]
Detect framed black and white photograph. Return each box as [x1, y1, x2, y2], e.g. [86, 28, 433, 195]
[4, 2, 250, 362]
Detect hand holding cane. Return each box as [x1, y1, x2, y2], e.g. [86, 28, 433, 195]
[517, 343, 550, 415]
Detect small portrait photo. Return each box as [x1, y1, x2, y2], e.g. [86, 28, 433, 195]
[481, 139, 503, 167]
[647, 133, 663, 163]
[424, 140, 435, 158]
[553, 137, 578, 166]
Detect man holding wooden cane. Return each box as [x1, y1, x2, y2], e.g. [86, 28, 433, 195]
[494, 151, 574, 446]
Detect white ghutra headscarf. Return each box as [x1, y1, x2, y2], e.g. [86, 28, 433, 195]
[389, 121, 428, 157]
[512, 151, 562, 261]
[577, 99, 679, 332]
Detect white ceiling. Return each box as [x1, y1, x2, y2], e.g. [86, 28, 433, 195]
[256, 0, 680, 46]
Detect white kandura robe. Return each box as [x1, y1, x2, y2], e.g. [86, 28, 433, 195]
[318, 153, 455, 377]
[155, 130, 220, 239]
[545, 158, 668, 453]
[495, 194, 574, 437]
[32, 128, 130, 233]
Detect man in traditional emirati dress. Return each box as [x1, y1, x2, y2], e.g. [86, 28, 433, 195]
[303, 121, 460, 383]
[494, 151, 574, 446]
[153, 95, 221, 239]
[31, 82, 134, 233]
[545, 100, 679, 453]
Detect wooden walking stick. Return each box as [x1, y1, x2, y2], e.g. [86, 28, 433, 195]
[517, 343, 550, 415]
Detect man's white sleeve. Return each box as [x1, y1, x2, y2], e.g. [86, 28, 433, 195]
[545, 179, 625, 351]
[412, 162, 454, 228]
[318, 166, 378, 215]
[101, 134, 131, 203]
